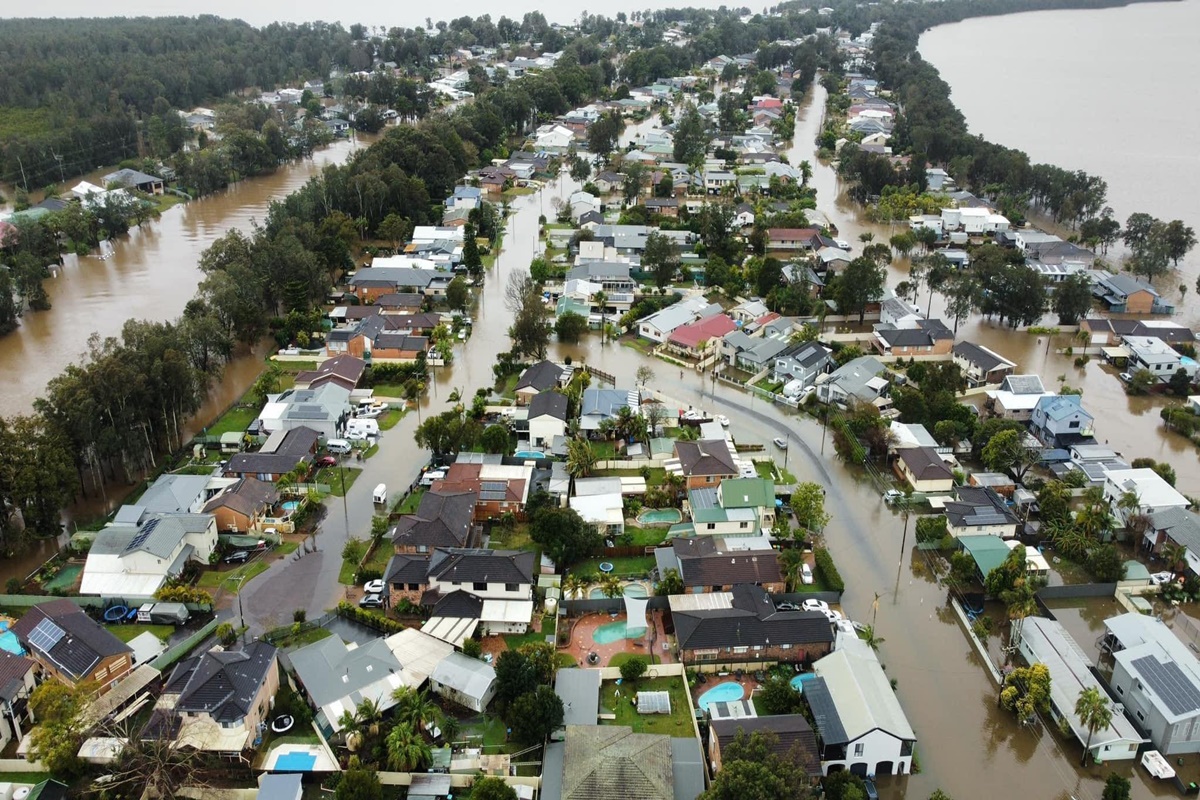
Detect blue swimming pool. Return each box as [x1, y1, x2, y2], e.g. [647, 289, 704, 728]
[637, 508, 683, 525]
[513, 451, 546, 459]
[697, 682, 745, 711]
[593, 621, 646, 644]
[275, 751, 317, 771]
[790, 673, 817, 693]
[281, 500, 301, 513]
[0, 631, 22, 656]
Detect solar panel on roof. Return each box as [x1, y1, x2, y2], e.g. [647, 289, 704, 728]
[127, 518, 160, 550]
[965, 513, 1010, 526]
[480, 491, 507, 501]
[1132, 655, 1200, 716]
[480, 481, 507, 492]
[29, 618, 66, 653]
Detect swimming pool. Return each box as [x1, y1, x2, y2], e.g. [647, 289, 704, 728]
[637, 508, 683, 525]
[588, 582, 649, 600]
[274, 751, 317, 770]
[0, 621, 22, 656]
[593, 621, 647, 644]
[513, 450, 546, 459]
[281, 500, 301, 513]
[790, 673, 817, 693]
[697, 682, 745, 712]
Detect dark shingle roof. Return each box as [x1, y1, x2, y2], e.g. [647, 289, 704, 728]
[385, 553, 431, 586]
[897, 447, 954, 482]
[427, 590, 485, 618]
[0, 651, 34, 702]
[203, 477, 279, 518]
[517, 360, 564, 393]
[953, 341, 1008, 374]
[678, 550, 781, 587]
[168, 641, 277, 723]
[529, 391, 569, 421]
[427, 548, 535, 585]
[228, 427, 318, 476]
[12, 600, 131, 681]
[390, 491, 477, 549]
[710, 714, 821, 776]
[803, 675, 848, 745]
[673, 585, 833, 651]
[944, 486, 1019, 529]
[674, 440, 738, 477]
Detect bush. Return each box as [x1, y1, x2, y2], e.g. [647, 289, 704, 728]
[216, 622, 237, 647]
[5, 578, 21, 594]
[293, 608, 307, 623]
[335, 601, 405, 633]
[813, 547, 843, 593]
[915, 515, 948, 543]
[462, 638, 484, 659]
[619, 657, 648, 682]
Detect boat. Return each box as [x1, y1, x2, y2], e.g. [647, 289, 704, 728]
[1141, 749, 1175, 780]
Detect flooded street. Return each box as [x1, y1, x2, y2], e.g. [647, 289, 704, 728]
[0, 136, 371, 417]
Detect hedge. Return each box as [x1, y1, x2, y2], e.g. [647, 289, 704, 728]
[915, 515, 948, 544]
[335, 601, 405, 634]
[813, 547, 844, 593]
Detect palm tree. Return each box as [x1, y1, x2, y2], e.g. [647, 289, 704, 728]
[566, 436, 597, 478]
[1001, 580, 1038, 652]
[1075, 686, 1113, 766]
[386, 722, 432, 771]
[391, 687, 438, 732]
[562, 573, 588, 599]
[599, 574, 623, 598]
[439, 711, 460, 747]
[1116, 490, 1142, 527]
[860, 624, 886, 651]
[592, 290, 608, 343]
[355, 697, 383, 737]
[1162, 541, 1188, 572]
[337, 709, 362, 751]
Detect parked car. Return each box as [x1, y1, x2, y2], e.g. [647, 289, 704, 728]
[773, 437, 788, 449]
[834, 239, 851, 251]
[224, 550, 250, 564]
[716, 414, 730, 427]
[800, 563, 815, 585]
[363, 579, 385, 594]
[1119, 372, 1133, 383]
[315, 455, 338, 468]
[802, 599, 830, 614]
[359, 594, 385, 608]
[882, 489, 904, 504]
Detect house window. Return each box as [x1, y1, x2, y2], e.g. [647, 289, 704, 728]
[706, 523, 716, 531]
[780, 643, 792, 650]
[505, 583, 518, 592]
[1117, 685, 1123, 695]
[739, 522, 749, 529]
[733, 646, 749, 654]
[706, 476, 714, 483]
[418, 545, 428, 554]
[853, 743, 864, 757]
[474, 582, 487, 591]
[1069, 421, 1080, 429]
[1137, 711, 1145, 721]
[900, 741, 913, 757]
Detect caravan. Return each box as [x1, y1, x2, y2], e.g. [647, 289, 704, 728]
[373, 484, 388, 505]
[345, 418, 380, 439]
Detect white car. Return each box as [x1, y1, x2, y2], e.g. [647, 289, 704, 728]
[824, 609, 844, 623]
[835, 618, 856, 634]
[1150, 571, 1176, 585]
[716, 414, 730, 427]
[800, 563, 815, 585]
[882, 489, 904, 504]
[802, 599, 830, 614]
[363, 579, 385, 594]
[773, 437, 788, 450]
[834, 239, 851, 250]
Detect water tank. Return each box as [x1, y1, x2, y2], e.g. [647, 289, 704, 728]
[545, 597, 558, 614]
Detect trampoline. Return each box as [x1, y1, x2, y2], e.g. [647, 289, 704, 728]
[598, 562, 614, 573]
[271, 715, 295, 734]
[103, 605, 129, 623]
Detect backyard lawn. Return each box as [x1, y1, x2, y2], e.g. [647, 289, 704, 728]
[394, 488, 425, 514]
[206, 405, 258, 437]
[488, 523, 536, 552]
[460, 714, 513, 753]
[573, 555, 657, 578]
[593, 468, 667, 486]
[601, 676, 693, 736]
[269, 626, 333, 650]
[104, 623, 174, 643]
[313, 466, 361, 496]
[623, 526, 668, 547]
[501, 614, 555, 651]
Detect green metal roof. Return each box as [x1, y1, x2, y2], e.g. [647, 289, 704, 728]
[719, 478, 775, 509]
[958, 535, 1012, 577]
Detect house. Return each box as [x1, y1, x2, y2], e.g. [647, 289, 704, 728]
[569, 491, 625, 538]
[767, 228, 819, 252]
[816, 247, 851, 273]
[942, 486, 1020, 539]
[12, 600, 133, 694]
[1092, 273, 1164, 315]
[1079, 318, 1197, 348]
[708, 715, 821, 777]
[529, 391, 570, 449]
[815, 356, 890, 409]
[515, 361, 566, 405]
[638, 297, 723, 343]
[257, 385, 351, 441]
[1102, 613, 1200, 755]
[81, 514, 218, 597]
[888, 421, 940, 453]
[872, 319, 954, 357]
[540, 724, 705, 800]
[429, 651, 497, 712]
[102, 168, 165, 195]
[258, 774, 304, 800]
[157, 641, 279, 755]
[419, 549, 537, 643]
[878, 296, 922, 329]
[684, 487, 763, 538]
[375, 292, 426, 314]
[390, 490, 479, 555]
[0, 652, 38, 751]
[669, 584, 834, 666]
[713, 478, 778, 532]
[656, 537, 784, 593]
[1141, 508, 1200, 571]
[202, 478, 279, 534]
[808, 634, 916, 776]
[1017, 617, 1144, 762]
[669, 440, 739, 490]
[984, 375, 1054, 422]
[666, 314, 738, 361]
[593, 171, 624, 194]
[579, 388, 640, 433]
[431, 462, 533, 522]
[644, 198, 680, 218]
[565, 262, 637, 295]
[226, 426, 319, 482]
[773, 341, 833, 387]
[1030, 394, 1095, 447]
[292, 355, 366, 392]
[445, 185, 482, 210]
[349, 266, 448, 301]
[1102, 468, 1190, 522]
[894, 447, 954, 493]
[959, 535, 1047, 583]
[1124, 336, 1195, 382]
[952, 342, 1016, 388]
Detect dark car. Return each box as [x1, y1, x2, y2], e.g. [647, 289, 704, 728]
[223, 550, 250, 564]
[315, 455, 338, 467]
[359, 594, 385, 609]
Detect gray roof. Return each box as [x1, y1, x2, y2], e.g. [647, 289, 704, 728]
[953, 341, 1014, 374]
[563, 725, 673, 800]
[1097, 272, 1158, 299]
[813, 634, 915, 742]
[167, 641, 277, 723]
[288, 636, 401, 707]
[674, 440, 738, 477]
[103, 167, 162, 187]
[517, 360, 564, 392]
[530, 391, 569, 422]
[802, 675, 847, 744]
[669, 737, 705, 800]
[12, 599, 131, 681]
[826, 356, 886, 396]
[580, 389, 638, 423]
[390, 491, 477, 550]
[944, 486, 1019, 529]
[89, 514, 211, 559]
[430, 651, 495, 702]
[896, 447, 954, 482]
[672, 584, 833, 651]
[567, 262, 633, 282]
[228, 426, 318, 476]
[777, 341, 831, 368]
[258, 774, 303, 800]
[999, 374, 1046, 395]
[709, 714, 820, 775]
[427, 548, 535, 585]
[135, 474, 210, 515]
[556, 668, 601, 726]
[349, 266, 441, 289]
[1150, 507, 1200, 555]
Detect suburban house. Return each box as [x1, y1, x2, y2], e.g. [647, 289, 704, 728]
[420, 548, 536, 645]
[714, 478, 778, 531]
[1018, 617, 1144, 762]
[390, 490, 480, 554]
[879, 296, 923, 329]
[767, 228, 820, 252]
[429, 651, 497, 712]
[515, 361, 566, 405]
[579, 388, 640, 433]
[1124, 336, 1195, 382]
[808, 634, 916, 776]
[292, 355, 366, 392]
[1080, 318, 1197, 348]
[872, 319, 954, 357]
[959, 536, 1049, 583]
[156, 641, 279, 757]
[569, 489, 626, 538]
[815, 356, 890, 409]
[942, 486, 1021, 539]
[0, 652, 38, 752]
[12, 599, 133, 694]
[226, 427, 319, 482]
[81, 514, 218, 597]
[113, 473, 223, 521]
[1103, 613, 1200, 755]
[1141, 508, 1200, 571]
[1102, 468, 1190, 522]
[1030, 394, 1095, 447]
[773, 341, 833, 387]
[637, 297, 723, 343]
[888, 421, 941, 453]
[669, 439, 739, 489]
[1092, 273, 1166, 314]
[684, 487, 762, 538]
[202, 478, 280, 534]
[431, 462, 533, 522]
[669, 584, 834, 667]
[375, 293, 426, 314]
[540, 724, 706, 800]
[565, 262, 637, 295]
[102, 168, 165, 194]
[708, 715, 821, 778]
[528, 391, 570, 449]
[894, 447, 955, 494]
[952, 342, 1016, 388]
[348, 267, 451, 301]
[984, 375, 1054, 422]
[655, 537, 784, 593]
[664, 315, 738, 362]
[256, 385, 351, 441]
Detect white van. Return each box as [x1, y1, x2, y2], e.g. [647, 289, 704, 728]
[419, 469, 446, 487]
[326, 438, 352, 455]
[345, 419, 379, 439]
[373, 483, 388, 505]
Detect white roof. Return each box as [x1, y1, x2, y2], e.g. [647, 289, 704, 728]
[570, 493, 624, 525]
[668, 592, 734, 613]
[430, 652, 496, 702]
[889, 421, 938, 450]
[814, 634, 916, 741]
[80, 557, 171, 597]
[1007, 541, 1049, 573]
[1103, 468, 1190, 509]
[127, 631, 167, 665]
[422, 616, 479, 649]
[384, 627, 456, 681]
[482, 599, 536, 625]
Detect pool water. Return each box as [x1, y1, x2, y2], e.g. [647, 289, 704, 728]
[592, 621, 647, 644]
[637, 509, 683, 524]
[0, 631, 23, 656]
[697, 682, 745, 711]
[513, 450, 545, 459]
[588, 583, 649, 600]
[275, 751, 317, 770]
[281, 501, 301, 513]
[790, 673, 817, 692]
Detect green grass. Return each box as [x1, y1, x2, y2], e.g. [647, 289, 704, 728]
[363, 541, 394, 574]
[378, 408, 405, 431]
[461, 715, 511, 752]
[104, 623, 174, 643]
[591, 440, 618, 460]
[594, 468, 667, 486]
[488, 523, 537, 551]
[601, 676, 693, 736]
[274, 360, 321, 373]
[394, 488, 425, 514]
[197, 559, 270, 591]
[623, 526, 668, 547]
[574, 555, 657, 578]
[270, 626, 333, 650]
[0, 773, 50, 785]
[206, 405, 258, 437]
[502, 615, 555, 650]
[154, 194, 186, 213]
[556, 652, 578, 669]
[362, 443, 380, 460]
[753, 461, 796, 484]
[754, 377, 784, 393]
[277, 541, 299, 555]
[314, 466, 361, 496]
[496, 373, 520, 398]
[622, 337, 658, 356]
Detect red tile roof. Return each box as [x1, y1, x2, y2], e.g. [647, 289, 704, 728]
[668, 314, 737, 349]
